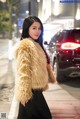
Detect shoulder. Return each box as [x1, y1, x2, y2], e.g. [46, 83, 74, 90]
[14, 38, 34, 57]
[15, 38, 34, 50]
[18, 38, 31, 48]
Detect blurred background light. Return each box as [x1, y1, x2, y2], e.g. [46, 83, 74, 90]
[53, 0, 60, 16]
[37, 0, 40, 2]
[75, 8, 80, 20]
[0, 0, 6, 3]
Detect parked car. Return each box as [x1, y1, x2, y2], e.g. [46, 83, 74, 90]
[48, 29, 80, 81]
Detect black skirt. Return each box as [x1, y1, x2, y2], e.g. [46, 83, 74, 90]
[17, 90, 52, 119]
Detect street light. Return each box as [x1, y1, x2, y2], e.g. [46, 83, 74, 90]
[37, 0, 40, 2]
[0, 0, 6, 3]
[26, 10, 29, 15]
[75, 8, 80, 20]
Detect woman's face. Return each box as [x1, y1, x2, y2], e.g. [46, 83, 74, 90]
[29, 22, 41, 40]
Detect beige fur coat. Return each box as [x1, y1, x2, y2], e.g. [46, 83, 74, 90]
[14, 38, 56, 101]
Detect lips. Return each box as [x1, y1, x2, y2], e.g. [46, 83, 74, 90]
[35, 35, 39, 37]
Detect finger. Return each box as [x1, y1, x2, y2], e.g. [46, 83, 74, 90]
[22, 103, 25, 106]
[21, 102, 26, 106]
[26, 100, 28, 103]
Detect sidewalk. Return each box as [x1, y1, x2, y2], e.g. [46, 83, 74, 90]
[8, 83, 80, 119]
[0, 58, 80, 119]
[0, 53, 15, 119]
[44, 84, 80, 119]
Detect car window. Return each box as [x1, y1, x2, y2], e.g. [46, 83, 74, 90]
[74, 30, 80, 42]
[49, 34, 58, 47]
[62, 30, 80, 42]
[57, 32, 64, 42]
[50, 32, 62, 42]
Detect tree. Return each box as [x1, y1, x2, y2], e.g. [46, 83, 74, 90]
[0, 2, 8, 37]
[0, 1, 12, 39]
[7, 0, 13, 39]
[0, 0, 19, 39]
[0, 10, 9, 32]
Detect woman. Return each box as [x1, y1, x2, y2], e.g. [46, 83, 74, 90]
[14, 16, 57, 119]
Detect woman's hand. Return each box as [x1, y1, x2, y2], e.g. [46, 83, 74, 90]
[21, 100, 28, 106]
[47, 64, 57, 83]
[54, 80, 58, 84]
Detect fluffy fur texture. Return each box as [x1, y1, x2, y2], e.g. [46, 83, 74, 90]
[14, 38, 56, 101]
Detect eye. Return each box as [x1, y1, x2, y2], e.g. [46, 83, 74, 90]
[32, 27, 36, 29]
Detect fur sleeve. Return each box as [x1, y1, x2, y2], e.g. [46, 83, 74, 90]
[15, 47, 32, 101]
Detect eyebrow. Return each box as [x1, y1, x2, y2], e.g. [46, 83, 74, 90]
[31, 25, 41, 28]
[32, 26, 37, 27]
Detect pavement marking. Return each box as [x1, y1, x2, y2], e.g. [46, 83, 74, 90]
[8, 95, 19, 119]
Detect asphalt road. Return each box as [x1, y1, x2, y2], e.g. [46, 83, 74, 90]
[60, 77, 80, 101]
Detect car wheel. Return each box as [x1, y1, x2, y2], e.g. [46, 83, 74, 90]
[53, 60, 64, 82]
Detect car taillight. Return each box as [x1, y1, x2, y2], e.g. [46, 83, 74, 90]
[61, 42, 80, 50]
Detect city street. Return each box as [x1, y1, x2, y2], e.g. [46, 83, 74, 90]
[60, 78, 80, 101]
[0, 0, 80, 118]
[0, 40, 80, 119]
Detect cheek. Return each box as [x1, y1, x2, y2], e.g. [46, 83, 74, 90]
[28, 29, 32, 36]
[28, 29, 30, 34]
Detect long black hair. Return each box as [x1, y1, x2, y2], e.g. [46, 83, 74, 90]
[21, 16, 43, 47]
[21, 16, 50, 64]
